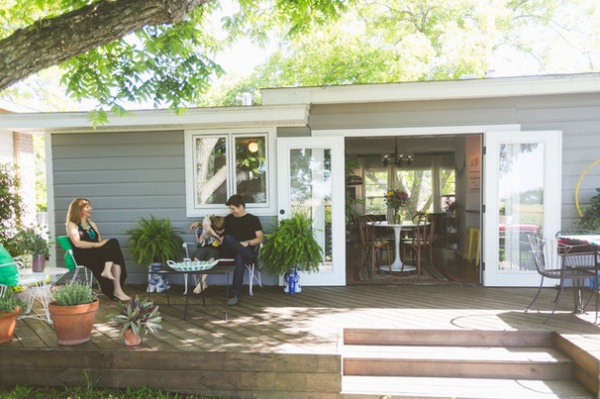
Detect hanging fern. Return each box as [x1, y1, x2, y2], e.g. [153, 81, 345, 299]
[261, 212, 323, 276]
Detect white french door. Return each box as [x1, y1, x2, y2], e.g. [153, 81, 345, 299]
[276, 136, 346, 286]
[483, 130, 562, 286]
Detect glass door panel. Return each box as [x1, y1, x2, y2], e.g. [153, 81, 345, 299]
[484, 131, 561, 286]
[277, 137, 345, 286]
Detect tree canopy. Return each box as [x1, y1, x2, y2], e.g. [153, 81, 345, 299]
[1, 0, 599, 113]
[202, 0, 600, 106]
[0, 0, 345, 117]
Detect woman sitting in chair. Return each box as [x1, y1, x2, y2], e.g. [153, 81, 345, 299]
[65, 197, 130, 301]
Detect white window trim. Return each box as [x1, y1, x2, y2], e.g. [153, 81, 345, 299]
[184, 127, 277, 217]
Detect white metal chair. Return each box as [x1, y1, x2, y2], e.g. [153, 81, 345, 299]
[1, 258, 69, 324]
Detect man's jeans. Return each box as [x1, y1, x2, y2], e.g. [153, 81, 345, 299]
[222, 235, 255, 298]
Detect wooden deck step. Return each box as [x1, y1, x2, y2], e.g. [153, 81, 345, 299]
[341, 329, 595, 398]
[340, 376, 594, 399]
[342, 345, 573, 380]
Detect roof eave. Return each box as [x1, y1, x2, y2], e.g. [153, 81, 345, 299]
[261, 73, 600, 105]
[0, 104, 310, 134]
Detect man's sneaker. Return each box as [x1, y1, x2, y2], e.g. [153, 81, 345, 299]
[227, 295, 239, 306]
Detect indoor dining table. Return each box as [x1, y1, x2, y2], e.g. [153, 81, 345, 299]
[369, 220, 423, 272]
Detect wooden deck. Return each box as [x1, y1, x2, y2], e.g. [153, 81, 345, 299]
[2, 282, 600, 398]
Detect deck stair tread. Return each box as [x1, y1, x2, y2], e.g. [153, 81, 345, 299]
[341, 329, 594, 398]
[342, 345, 571, 363]
[341, 376, 594, 399]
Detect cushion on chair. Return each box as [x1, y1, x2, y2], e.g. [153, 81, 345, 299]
[0, 244, 19, 286]
[56, 236, 77, 271]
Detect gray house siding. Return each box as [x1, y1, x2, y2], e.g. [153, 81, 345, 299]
[52, 130, 277, 285]
[305, 93, 600, 230]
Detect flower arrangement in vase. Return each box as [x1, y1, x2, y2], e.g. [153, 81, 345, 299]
[384, 189, 410, 223]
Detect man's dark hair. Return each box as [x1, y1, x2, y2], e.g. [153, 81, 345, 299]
[226, 194, 246, 208]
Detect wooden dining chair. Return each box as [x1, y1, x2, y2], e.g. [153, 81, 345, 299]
[401, 213, 436, 275]
[357, 215, 393, 278]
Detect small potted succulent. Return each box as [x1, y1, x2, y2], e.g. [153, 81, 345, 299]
[108, 296, 162, 346]
[48, 283, 98, 345]
[0, 287, 25, 344]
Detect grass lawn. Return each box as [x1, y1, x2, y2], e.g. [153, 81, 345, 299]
[0, 385, 230, 399]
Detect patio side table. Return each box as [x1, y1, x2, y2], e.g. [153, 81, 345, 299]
[148, 263, 235, 321]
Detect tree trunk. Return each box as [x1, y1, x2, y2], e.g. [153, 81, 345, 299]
[0, 0, 210, 90]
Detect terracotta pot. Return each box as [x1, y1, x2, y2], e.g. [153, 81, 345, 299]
[0, 307, 20, 344]
[49, 300, 99, 346]
[31, 255, 46, 272]
[123, 328, 142, 346]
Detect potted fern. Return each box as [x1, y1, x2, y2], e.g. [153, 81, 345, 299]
[107, 296, 162, 346]
[48, 283, 98, 345]
[126, 215, 183, 293]
[260, 212, 323, 294]
[126, 215, 183, 268]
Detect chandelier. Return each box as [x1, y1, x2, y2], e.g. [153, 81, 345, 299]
[381, 138, 414, 167]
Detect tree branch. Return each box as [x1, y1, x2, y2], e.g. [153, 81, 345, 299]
[0, 0, 210, 91]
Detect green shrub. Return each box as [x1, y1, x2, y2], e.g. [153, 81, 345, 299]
[578, 188, 600, 231]
[0, 163, 24, 251]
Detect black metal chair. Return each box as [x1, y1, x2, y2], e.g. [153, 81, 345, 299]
[526, 233, 598, 324]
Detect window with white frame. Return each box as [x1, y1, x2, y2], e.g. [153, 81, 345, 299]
[185, 129, 276, 216]
[362, 153, 455, 216]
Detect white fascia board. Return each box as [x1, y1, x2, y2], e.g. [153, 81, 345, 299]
[261, 73, 600, 105]
[0, 104, 309, 134]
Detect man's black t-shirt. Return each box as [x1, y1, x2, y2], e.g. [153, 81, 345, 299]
[224, 213, 262, 242]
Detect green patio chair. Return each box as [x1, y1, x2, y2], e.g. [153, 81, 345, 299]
[56, 236, 94, 286]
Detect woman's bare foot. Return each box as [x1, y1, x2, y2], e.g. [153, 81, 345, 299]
[101, 270, 115, 281]
[193, 281, 208, 294]
[114, 291, 131, 301]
